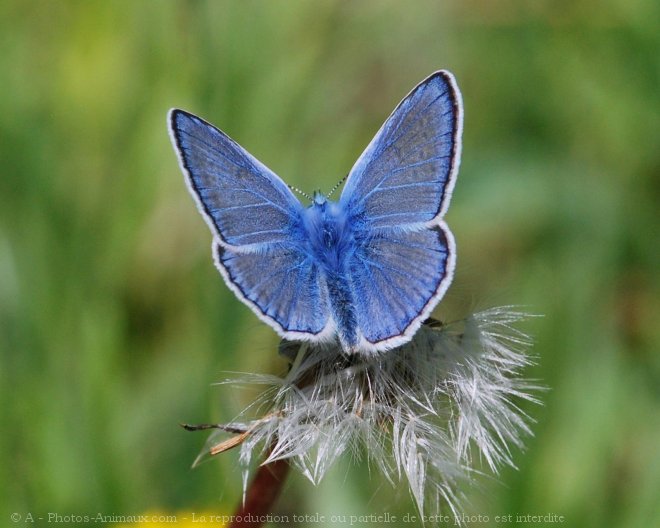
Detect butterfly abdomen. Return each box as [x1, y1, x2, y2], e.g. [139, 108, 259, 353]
[325, 272, 359, 350]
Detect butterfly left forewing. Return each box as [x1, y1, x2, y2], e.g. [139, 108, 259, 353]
[169, 109, 332, 341]
[169, 109, 303, 248]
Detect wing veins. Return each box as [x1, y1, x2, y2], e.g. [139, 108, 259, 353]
[373, 234, 444, 253]
[373, 267, 419, 316]
[283, 265, 305, 330]
[358, 259, 397, 331]
[179, 128, 250, 171]
[385, 154, 452, 176]
[368, 211, 429, 221]
[217, 187, 292, 216]
[374, 90, 447, 160]
[357, 255, 420, 284]
[360, 154, 452, 202]
[377, 180, 443, 193]
[231, 256, 306, 301]
[188, 148, 293, 217]
[356, 91, 447, 184]
[218, 202, 277, 212]
[362, 246, 440, 284]
[362, 259, 411, 308]
[361, 259, 414, 324]
[258, 262, 303, 317]
[179, 130, 296, 217]
[396, 130, 454, 163]
[231, 228, 288, 242]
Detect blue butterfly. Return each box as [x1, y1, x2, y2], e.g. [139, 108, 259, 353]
[168, 70, 463, 354]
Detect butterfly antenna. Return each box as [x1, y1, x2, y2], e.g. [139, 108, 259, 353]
[288, 185, 312, 201]
[327, 174, 348, 198]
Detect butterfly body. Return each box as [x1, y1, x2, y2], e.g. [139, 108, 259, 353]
[278, 193, 361, 349]
[302, 195, 353, 271]
[169, 70, 463, 354]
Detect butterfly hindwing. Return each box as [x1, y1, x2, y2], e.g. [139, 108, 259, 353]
[349, 225, 455, 348]
[214, 243, 331, 337]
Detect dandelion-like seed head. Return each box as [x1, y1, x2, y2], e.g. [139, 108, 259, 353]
[196, 307, 541, 521]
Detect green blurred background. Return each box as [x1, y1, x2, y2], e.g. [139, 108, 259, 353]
[1, 1, 658, 527]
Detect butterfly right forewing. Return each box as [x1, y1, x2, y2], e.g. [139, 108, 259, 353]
[340, 71, 462, 228]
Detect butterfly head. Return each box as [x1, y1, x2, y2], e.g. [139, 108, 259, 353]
[313, 190, 328, 207]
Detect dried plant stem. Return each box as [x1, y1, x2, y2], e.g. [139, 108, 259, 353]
[229, 447, 290, 528]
